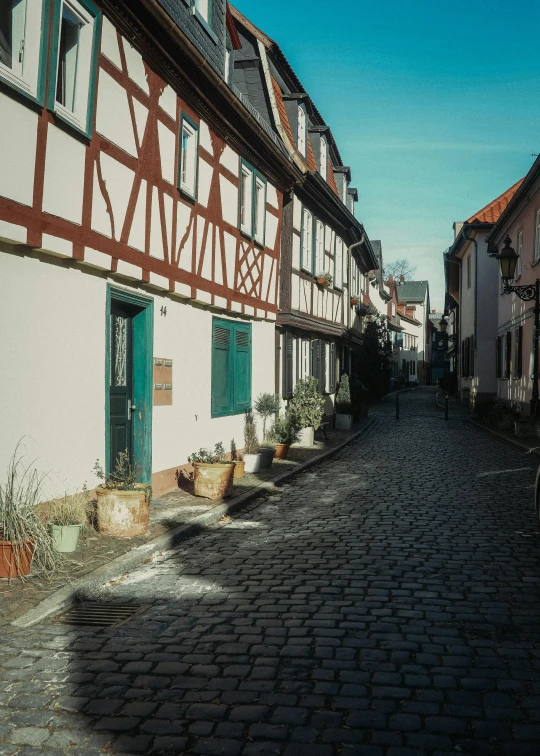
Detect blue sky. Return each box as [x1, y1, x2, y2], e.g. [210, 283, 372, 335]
[234, 0, 540, 308]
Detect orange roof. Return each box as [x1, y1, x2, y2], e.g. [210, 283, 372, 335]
[271, 76, 321, 174]
[466, 178, 524, 224]
[327, 161, 340, 198]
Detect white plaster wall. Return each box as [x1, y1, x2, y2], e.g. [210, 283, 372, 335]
[0, 248, 106, 494]
[151, 294, 276, 472]
[475, 232, 498, 396]
[0, 92, 38, 207]
[42, 124, 86, 225]
[293, 195, 301, 231]
[96, 70, 137, 158]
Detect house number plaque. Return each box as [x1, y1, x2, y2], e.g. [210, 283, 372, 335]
[153, 358, 173, 406]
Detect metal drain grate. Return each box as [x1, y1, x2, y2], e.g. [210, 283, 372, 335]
[55, 602, 147, 627]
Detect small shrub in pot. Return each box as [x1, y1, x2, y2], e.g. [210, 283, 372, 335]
[243, 411, 262, 473]
[94, 452, 152, 536]
[254, 393, 280, 468]
[335, 374, 353, 430]
[188, 443, 235, 500]
[289, 377, 324, 446]
[269, 411, 301, 459]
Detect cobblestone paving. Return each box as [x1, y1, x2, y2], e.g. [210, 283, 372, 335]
[2, 388, 540, 755]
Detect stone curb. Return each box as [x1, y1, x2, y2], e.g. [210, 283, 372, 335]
[12, 418, 377, 629]
[467, 417, 540, 459]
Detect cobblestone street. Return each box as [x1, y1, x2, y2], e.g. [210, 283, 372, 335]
[3, 388, 540, 755]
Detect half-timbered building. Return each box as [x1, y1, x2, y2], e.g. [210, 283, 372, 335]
[0, 0, 300, 494]
[229, 8, 379, 418]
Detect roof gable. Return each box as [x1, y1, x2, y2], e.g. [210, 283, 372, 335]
[396, 280, 429, 303]
[466, 178, 524, 224]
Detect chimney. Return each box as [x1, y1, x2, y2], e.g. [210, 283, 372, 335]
[399, 275, 405, 283]
[453, 222, 464, 239]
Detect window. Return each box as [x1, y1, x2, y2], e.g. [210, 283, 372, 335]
[320, 136, 327, 180]
[314, 220, 324, 273]
[297, 105, 306, 157]
[48, 0, 101, 137]
[516, 230, 523, 279]
[310, 339, 326, 393]
[239, 161, 267, 242]
[496, 335, 502, 379]
[194, 0, 211, 24]
[515, 325, 523, 379]
[301, 208, 313, 271]
[466, 254, 471, 289]
[253, 176, 266, 245]
[298, 338, 310, 380]
[0, 0, 46, 102]
[334, 237, 344, 289]
[535, 210, 540, 263]
[211, 318, 252, 417]
[178, 114, 199, 199]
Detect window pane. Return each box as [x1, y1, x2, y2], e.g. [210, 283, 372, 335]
[298, 106, 306, 155]
[320, 137, 327, 180]
[241, 168, 252, 231]
[195, 0, 209, 22]
[56, 5, 80, 112]
[181, 128, 191, 187]
[0, 0, 26, 75]
[254, 179, 265, 241]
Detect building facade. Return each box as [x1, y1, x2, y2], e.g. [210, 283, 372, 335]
[0, 0, 300, 495]
[445, 180, 522, 407]
[229, 8, 378, 417]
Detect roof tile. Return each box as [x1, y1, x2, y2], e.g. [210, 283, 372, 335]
[466, 178, 524, 224]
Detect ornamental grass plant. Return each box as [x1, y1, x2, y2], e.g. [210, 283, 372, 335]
[0, 442, 62, 579]
[243, 410, 260, 454]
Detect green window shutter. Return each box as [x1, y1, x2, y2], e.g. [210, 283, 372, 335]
[233, 324, 252, 412]
[211, 321, 233, 417]
[283, 332, 294, 399]
[329, 342, 336, 393]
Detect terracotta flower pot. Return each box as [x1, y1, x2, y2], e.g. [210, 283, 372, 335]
[317, 277, 328, 286]
[96, 486, 150, 536]
[0, 539, 35, 579]
[192, 462, 234, 500]
[350, 298, 359, 306]
[274, 443, 290, 460]
[233, 461, 245, 479]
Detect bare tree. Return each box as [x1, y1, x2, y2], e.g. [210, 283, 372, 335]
[383, 258, 417, 281]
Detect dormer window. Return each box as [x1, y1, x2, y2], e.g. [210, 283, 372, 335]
[320, 136, 327, 180]
[194, 0, 211, 24]
[297, 105, 306, 157]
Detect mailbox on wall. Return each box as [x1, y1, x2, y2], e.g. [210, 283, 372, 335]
[153, 358, 173, 406]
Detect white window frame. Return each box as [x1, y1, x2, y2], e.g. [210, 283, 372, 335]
[301, 208, 313, 272]
[240, 162, 254, 236]
[334, 237, 344, 289]
[299, 338, 310, 380]
[324, 341, 330, 393]
[320, 136, 327, 180]
[51, 0, 100, 136]
[297, 104, 306, 157]
[0, 0, 44, 101]
[179, 116, 199, 200]
[194, 0, 210, 23]
[253, 175, 266, 246]
[314, 219, 324, 273]
[516, 229, 523, 279]
[534, 210, 540, 263]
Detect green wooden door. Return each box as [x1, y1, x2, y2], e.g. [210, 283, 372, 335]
[109, 301, 135, 471]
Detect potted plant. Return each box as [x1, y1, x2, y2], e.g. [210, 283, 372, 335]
[269, 411, 301, 459]
[230, 439, 244, 479]
[315, 271, 332, 288]
[94, 451, 152, 536]
[188, 443, 234, 500]
[254, 393, 281, 469]
[289, 376, 325, 447]
[335, 374, 353, 431]
[242, 410, 262, 473]
[350, 374, 370, 420]
[350, 296, 359, 307]
[47, 489, 92, 553]
[0, 444, 59, 579]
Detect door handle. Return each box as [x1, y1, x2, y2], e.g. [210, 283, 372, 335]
[128, 399, 136, 420]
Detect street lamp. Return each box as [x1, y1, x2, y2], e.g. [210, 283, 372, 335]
[439, 317, 448, 334]
[497, 236, 540, 416]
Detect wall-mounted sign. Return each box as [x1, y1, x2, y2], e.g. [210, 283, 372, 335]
[153, 358, 173, 406]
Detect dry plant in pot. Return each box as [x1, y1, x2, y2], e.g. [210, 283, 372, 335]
[188, 443, 235, 500]
[0, 443, 60, 580]
[94, 452, 151, 536]
[46, 489, 94, 553]
[242, 410, 261, 473]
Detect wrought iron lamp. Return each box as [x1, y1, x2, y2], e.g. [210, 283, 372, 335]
[439, 317, 448, 334]
[497, 236, 539, 416]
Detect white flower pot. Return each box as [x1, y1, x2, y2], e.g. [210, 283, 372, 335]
[293, 426, 314, 447]
[335, 413, 353, 431]
[243, 453, 261, 473]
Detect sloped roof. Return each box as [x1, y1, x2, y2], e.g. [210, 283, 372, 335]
[271, 76, 317, 171]
[465, 178, 524, 224]
[396, 281, 429, 303]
